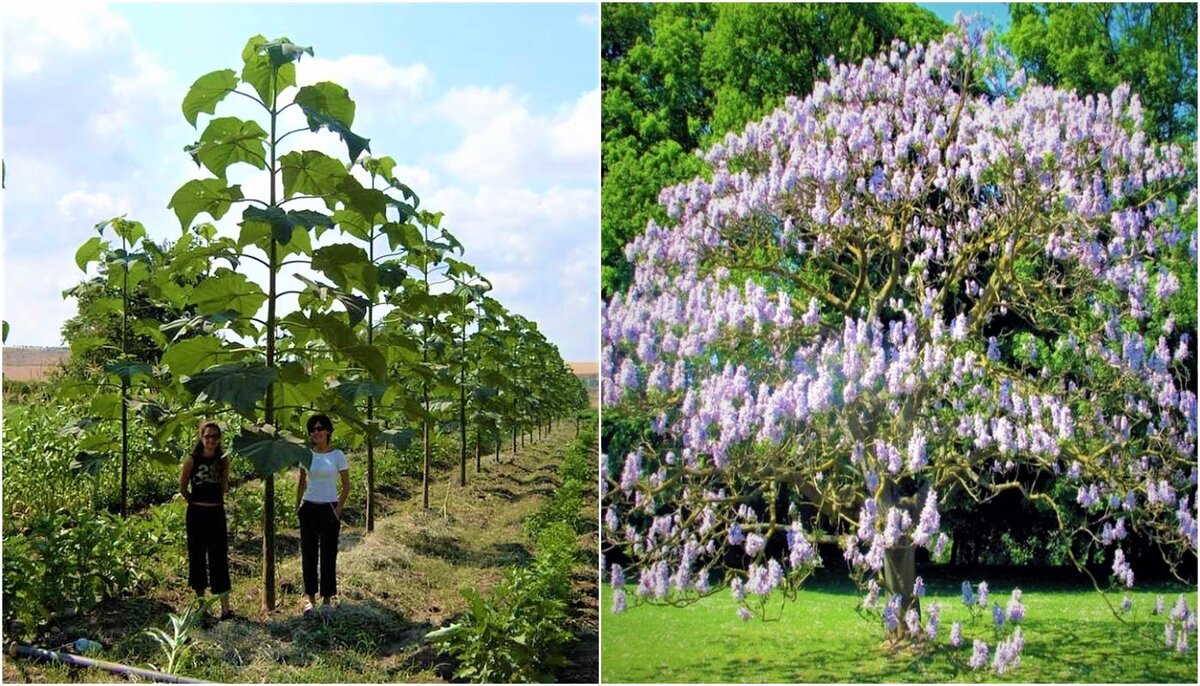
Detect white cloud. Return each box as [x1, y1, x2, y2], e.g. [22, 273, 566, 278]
[435, 86, 599, 186]
[577, 13, 599, 28]
[551, 89, 600, 162]
[1, 250, 89, 346]
[300, 55, 432, 100]
[2, 3, 132, 79]
[57, 190, 125, 222]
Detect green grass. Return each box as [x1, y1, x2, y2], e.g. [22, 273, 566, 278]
[601, 573, 1197, 683]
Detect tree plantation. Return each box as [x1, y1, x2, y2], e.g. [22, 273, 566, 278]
[2, 35, 592, 683]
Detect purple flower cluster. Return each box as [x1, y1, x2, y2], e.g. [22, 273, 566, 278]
[968, 640, 990, 670]
[1111, 549, 1135, 588]
[961, 581, 976, 606]
[925, 601, 941, 640]
[1007, 589, 1026, 624]
[992, 628, 1025, 675]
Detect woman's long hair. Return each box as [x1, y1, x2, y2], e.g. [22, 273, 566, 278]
[191, 420, 226, 469]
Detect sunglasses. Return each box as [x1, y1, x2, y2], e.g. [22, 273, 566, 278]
[202, 434, 221, 440]
[309, 426, 330, 433]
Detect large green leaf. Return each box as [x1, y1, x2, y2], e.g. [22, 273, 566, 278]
[102, 217, 148, 245]
[70, 451, 111, 477]
[311, 243, 370, 291]
[343, 345, 387, 381]
[277, 375, 326, 413]
[147, 449, 183, 468]
[74, 236, 106, 271]
[332, 209, 371, 242]
[308, 111, 370, 163]
[161, 335, 226, 377]
[258, 39, 313, 68]
[168, 179, 244, 230]
[240, 35, 298, 105]
[184, 362, 276, 415]
[295, 276, 369, 327]
[241, 206, 333, 246]
[337, 175, 386, 222]
[382, 222, 424, 252]
[104, 360, 153, 384]
[361, 156, 394, 181]
[191, 117, 267, 179]
[90, 393, 122, 420]
[305, 311, 358, 349]
[379, 427, 417, 451]
[330, 379, 388, 404]
[232, 424, 311, 477]
[182, 69, 238, 127]
[377, 262, 407, 290]
[190, 271, 268, 318]
[279, 150, 349, 201]
[295, 81, 356, 128]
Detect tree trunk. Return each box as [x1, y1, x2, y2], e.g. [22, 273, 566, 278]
[883, 545, 919, 619]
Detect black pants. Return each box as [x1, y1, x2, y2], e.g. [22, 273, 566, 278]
[186, 504, 231, 594]
[299, 500, 340, 598]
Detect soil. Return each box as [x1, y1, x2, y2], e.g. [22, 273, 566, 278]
[2, 346, 69, 382]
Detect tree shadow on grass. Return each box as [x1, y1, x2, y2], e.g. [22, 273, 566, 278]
[263, 599, 435, 666]
[42, 596, 178, 654]
[407, 531, 532, 569]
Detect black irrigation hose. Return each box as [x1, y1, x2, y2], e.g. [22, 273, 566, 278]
[7, 644, 210, 683]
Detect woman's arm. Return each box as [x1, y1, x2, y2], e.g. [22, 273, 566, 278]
[296, 468, 307, 509]
[221, 458, 230, 494]
[180, 457, 194, 503]
[336, 468, 351, 518]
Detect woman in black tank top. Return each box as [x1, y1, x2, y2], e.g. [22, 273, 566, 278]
[180, 421, 233, 620]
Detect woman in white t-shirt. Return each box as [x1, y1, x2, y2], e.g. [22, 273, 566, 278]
[296, 413, 351, 614]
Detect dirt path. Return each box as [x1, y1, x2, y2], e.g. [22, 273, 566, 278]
[3, 421, 598, 683]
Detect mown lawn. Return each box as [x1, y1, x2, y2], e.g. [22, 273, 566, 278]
[601, 572, 1197, 683]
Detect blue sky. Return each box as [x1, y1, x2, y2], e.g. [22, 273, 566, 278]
[1, 2, 600, 362]
[919, 1, 1012, 32]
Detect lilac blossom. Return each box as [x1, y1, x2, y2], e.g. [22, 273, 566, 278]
[1007, 589, 1025, 624]
[992, 628, 1025, 675]
[1112, 549, 1135, 588]
[950, 621, 963, 648]
[968, 640, 990, 670]
[925, 602, 941, 640]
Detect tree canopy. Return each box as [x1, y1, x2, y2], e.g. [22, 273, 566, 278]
[601, 21, 1197, 667]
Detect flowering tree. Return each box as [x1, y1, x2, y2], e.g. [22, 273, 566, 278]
[601, 22, 1196, 662]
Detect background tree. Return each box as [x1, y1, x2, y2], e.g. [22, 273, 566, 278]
[601, 2, 949, 297]
[65, 219, 215, 516]
[1005, 2, 1197, 143]
[601, 23, 1196, 666]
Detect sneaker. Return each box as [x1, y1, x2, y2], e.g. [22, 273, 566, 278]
[219, 609, 236, 622]
[302, 600, 314, 616]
